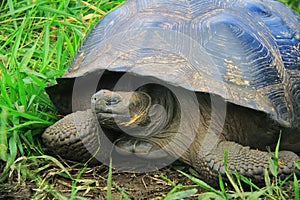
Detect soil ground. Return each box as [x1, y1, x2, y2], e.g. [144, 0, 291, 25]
[1, 160, 298, 199]
[0, 161, 205, 200]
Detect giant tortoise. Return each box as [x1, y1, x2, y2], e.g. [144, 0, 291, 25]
[42, 0, 300, 184]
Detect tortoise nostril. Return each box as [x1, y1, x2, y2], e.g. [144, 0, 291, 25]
[106, 97, 120, 106]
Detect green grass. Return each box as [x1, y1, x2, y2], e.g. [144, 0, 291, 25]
[0, 0, 124, 162]
[0, 0, 300, 199]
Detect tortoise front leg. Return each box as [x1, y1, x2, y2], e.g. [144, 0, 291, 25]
[42, 109, 104, 164]
[193, 141, 300, 185]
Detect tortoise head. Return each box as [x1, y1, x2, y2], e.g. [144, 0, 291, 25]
[91, 85, 170, 138]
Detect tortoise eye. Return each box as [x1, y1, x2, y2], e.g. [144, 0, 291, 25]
[106, 97, 120, 106]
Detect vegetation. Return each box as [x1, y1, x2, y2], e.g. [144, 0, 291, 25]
[0, 0, 299, 199]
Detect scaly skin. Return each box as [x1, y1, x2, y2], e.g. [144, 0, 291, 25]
[191, 141, 300, 185]
[42, 110, 103, 164]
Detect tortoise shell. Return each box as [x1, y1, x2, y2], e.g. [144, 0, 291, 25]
[47, 0, 300, 128]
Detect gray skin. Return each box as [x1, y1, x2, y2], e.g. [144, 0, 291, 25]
[43, 84, 300, 185]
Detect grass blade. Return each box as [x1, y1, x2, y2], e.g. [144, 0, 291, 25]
[11, 19, 25, 63]
[8, 132, 18, 161]
[107, 158, 113, 200]
[0, 4, 36, 20]
[295, 161, 300, 170]
[27, 155, 72, 178]
[5, 107, 52, 124]
[247, 190, 267, 200]
[232, 172, 260, 190]
[54, 29, 64, 70]
[218, 173, 226, 196]
[264, 168, 272, 195]
[178, 170, 222, 196]
[19, 40, 39, 70]
[41, 22, 50, 72]
[197, 192, 223, 200]
[7, 0, 18, 29]
[38, 6, 78, 19]
[16, 70, 27, 108]
[275, 132, 281, 159]
[70, 166, 87, 200]
[0, 108, 8, 161]
[114, 183, 131, 200]
[294, 173, 299, 200]
[225, 170, 244, 199]
[167, 188, 198, 200]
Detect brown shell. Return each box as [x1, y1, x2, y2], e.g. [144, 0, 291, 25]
[47, 0, 300, 128]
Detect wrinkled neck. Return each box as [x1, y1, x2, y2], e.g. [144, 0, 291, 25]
[134, 85, 177, 138]
[149, 87, 201, 163]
